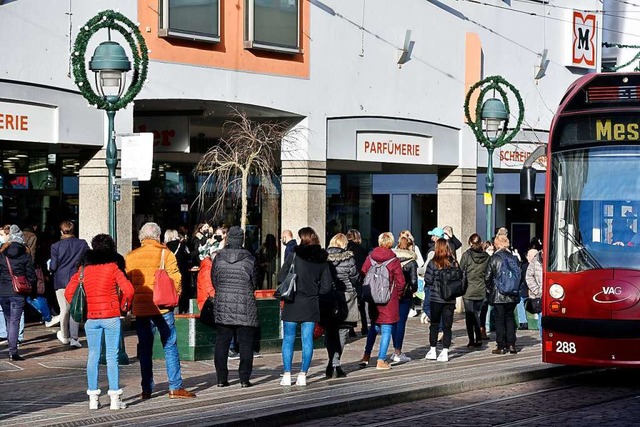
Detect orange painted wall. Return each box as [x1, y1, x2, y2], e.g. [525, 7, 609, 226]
[464, 33, 482, 122]
[138, 0, 309, 78]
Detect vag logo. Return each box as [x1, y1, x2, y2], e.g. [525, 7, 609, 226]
[593, 286, 630, 304]
[602, 286, 622, 295]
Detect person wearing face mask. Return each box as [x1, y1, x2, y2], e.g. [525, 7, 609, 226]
[0, 224, 37, 361]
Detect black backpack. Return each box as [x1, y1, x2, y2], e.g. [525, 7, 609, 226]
[437, 263, 467, 301]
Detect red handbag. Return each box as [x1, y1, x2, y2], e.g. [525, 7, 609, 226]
[4, 255, 31, 295]
[153, 249, 179, 309]
[313, 322, 325, 340]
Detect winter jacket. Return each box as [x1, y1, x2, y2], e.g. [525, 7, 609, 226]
[211, 247, 259, 327]
[279, 244, 333, 323]
[196, 256, 214, 311]
[125, 239, 182, 317]
[323, 247, 359, 327]
[526, 252, 543, 298]
[424, 258, 457, 305]
[22, 229, 37, 262]
[284, 239, 298, 261]
[484, 249, 521, 305]
[49, 236, 89, 290]
[362, 247, 405, 324]
[392, 248, 418, 300]
[166, 239, 192, 282]
[346, 241, 368, 273]
[460, 248, 490, 301]
[64, 250, 134, 319]
[0, 242, 37, 298]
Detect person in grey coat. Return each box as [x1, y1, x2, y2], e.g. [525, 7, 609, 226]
[460, 233, 490, 348]
[484, 234, 520, 355]
[211, 226, 259, 388]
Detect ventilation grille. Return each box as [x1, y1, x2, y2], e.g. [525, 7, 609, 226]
[587, 85, 640, 103]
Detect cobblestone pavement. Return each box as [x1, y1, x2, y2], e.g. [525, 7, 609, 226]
[0, 313, 578, 426]
[293, 369, 640, 427]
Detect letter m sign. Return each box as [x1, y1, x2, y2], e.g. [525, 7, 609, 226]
[572, 11, 597, 68]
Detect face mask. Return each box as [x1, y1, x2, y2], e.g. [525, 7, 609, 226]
[214, 235, 223, 242]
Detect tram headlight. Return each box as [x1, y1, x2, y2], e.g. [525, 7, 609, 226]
[549, 283, 565, 299]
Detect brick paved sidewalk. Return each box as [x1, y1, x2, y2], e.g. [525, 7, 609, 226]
[0, 313, 563, 426]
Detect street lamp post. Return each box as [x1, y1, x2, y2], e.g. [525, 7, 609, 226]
[71, 10, 149, 365]
[71, 10, 149, 240]
[464, 76, 524, 241]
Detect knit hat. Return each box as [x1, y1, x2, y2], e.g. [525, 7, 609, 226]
[226, 226, 244, 248]
[427, 227, 445, 238]
[9, 224, 24, 244]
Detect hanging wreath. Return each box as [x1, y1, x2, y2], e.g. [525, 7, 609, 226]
[602, 42, 640, 72]
[463, 75, 525, 150]
[71, 10, 149, 111]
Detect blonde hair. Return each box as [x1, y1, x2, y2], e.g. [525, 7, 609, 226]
[329, 233, 348, 249]
[378, 232, 395, 249]
[494, 234, 510, 250]
[164, 229, 179, 242]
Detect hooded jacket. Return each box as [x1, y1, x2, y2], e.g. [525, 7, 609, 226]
[0, 242, 37, 298]
[64, 250, 134, 319]
[279, 244, 333, 322]
[392, 248, 418, 300]
[526, 251, 543, 298]
[125, 239, 182, 317]
[460, 248, 490, 301]
[211, 247, 259, 327]
[484, 249, 521, 305]
[424, 258, 457, 305]
[326, 247, 359, 293]
[362, 247, 405, 324]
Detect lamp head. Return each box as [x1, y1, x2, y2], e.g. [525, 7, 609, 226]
[89, 41, 131, 101]
[481, 97, 508, 142]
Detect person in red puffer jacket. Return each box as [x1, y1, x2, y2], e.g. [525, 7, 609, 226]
[65, 234, 134, 411]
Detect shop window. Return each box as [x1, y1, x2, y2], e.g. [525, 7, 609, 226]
[244, 0, 300, 54]
[159, 0, 221, 43]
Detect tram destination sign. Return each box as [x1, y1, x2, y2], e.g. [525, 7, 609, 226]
[557, 113, 640, 148]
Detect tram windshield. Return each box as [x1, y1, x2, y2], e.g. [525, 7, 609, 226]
[549, 146, 640, 272]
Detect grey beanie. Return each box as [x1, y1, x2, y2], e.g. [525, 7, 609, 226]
[9, 224, 24, 244]
[226, 226, 244, 248]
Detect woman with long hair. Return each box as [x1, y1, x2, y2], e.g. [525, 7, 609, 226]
[459, 233, 490, 348]
[323, 233, 359, 378]
[424, 238, 457, 362]
[278, 227, 332, 386]
[65, 234, 134, 410]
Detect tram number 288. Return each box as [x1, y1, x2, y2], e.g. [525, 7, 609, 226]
[555, 341, 577, 354]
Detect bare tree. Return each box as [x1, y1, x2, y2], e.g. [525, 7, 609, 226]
[194, 108, 301, 230]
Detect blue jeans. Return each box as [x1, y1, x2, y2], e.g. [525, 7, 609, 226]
[516, 299, 527, 323]
[0, 297, 25, 356]
[364, 323, 393, 361]
[282, 321, 314, 373]
[26, 296, 52, 322]
[85, 317, 121, 391]
[136, 312, 183, 392]
[391, 299, 412, 351]
[0, 303, 24, 342]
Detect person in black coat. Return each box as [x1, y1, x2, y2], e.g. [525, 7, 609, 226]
[346, 229, 369, 335]
[281, 230, 298, 262]
[211, 226, 259, 388]
[323, 233, 359, 378]
[0, 224, 37, 361]
[165, 229, 193, 313]
[278, 227, 332, 386]
[484, 234, 520, 355]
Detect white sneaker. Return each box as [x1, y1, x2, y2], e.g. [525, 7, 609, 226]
[408, 308, 418, 318]
[57, 331, 70, 345]
[280, 373, 291, 386]
[437, 348, 449, 362]
[70, 338, 82, 348]
[425, 347, 437, 360]
[392, 353, 412, 363]
[45, 315, 61, 328]
[253, 351, 262, 358]
[295, 372, 307, 386]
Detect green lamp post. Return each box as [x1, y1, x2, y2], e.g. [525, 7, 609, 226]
[71, 10, 149, 365]
[464, 76, 524, 241]
[71, 10, 149, 240]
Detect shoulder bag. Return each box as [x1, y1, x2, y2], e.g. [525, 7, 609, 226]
[4, 255, 31, 295]
[525, 297, 542, 314]
[153, 249, 179, 309]
[70, 266, 87, 323]
[275, 254, 297, 302]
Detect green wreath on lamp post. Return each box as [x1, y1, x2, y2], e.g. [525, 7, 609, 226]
[464, 75, 524, 241]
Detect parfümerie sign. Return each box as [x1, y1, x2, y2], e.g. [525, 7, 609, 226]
[356, 132, 431, 164]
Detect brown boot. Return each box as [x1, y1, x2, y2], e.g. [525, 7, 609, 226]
[358, 354, 370, 367]
[480, 327, 489, 340]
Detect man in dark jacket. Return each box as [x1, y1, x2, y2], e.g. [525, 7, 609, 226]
[211, 226, 259, 388]
[281, 229, 297, 262]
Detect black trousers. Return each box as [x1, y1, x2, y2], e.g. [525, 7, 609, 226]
[464, 299, 484, 343]
[429, 302, 454, 348]
[215, 324, 255, 383]
[494, 303, 517, 348]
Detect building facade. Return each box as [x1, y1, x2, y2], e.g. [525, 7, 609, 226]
[1, 0, 634, 261]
